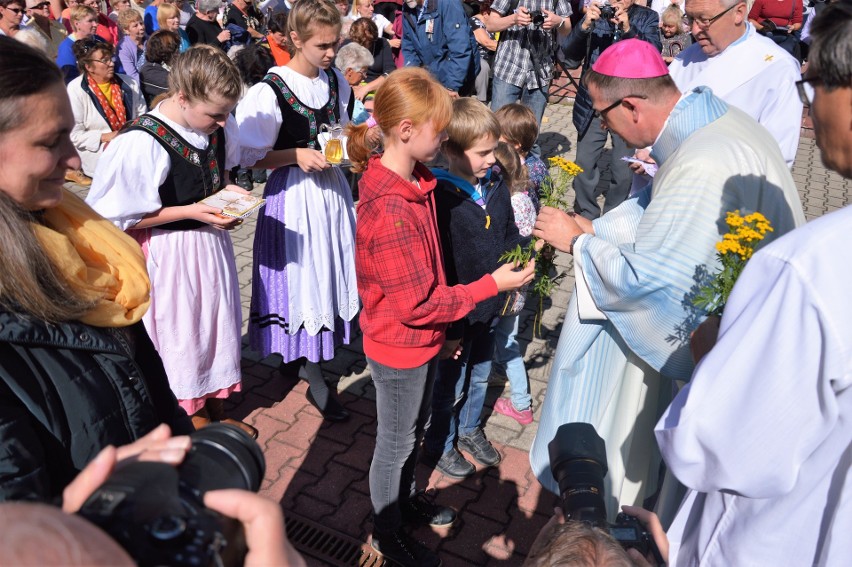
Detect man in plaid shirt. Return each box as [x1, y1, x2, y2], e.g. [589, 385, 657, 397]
[484, 0, 572, 127]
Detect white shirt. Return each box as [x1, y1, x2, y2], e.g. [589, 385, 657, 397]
[657, 205, 852, 567]
[669, 24, 802, 166]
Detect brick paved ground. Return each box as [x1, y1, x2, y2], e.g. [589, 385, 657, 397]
[69, 99, 851, 566]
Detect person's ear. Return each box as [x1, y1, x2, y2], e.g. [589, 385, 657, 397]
[289, 30, 302, 50]
[397, 118, 413, 142]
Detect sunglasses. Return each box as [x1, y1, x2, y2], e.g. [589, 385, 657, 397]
[5, 6, 24, 13]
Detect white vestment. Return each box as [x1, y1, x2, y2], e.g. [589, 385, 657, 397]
[658, 205, 852, 567]
[529, 88, 805, 518]
[669, 24, 802, 167]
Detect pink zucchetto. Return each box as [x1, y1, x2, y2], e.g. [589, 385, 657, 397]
[591, 39, 669, 78]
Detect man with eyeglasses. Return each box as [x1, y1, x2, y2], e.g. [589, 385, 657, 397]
[0, 0, 25, 36]
[649, 4, 852, 566]
[528, 38, 805, 520]
[668, 0, 802, 166]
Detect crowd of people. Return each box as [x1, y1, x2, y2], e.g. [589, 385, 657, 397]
[0, 0, 849, 565]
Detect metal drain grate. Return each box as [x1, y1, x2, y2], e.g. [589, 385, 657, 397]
[285, 513, 389, 567]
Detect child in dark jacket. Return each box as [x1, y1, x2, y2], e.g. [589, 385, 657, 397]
[347, 68, 534, 567]
[423, 98, 530, 479]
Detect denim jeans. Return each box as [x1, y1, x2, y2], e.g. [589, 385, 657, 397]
[493, 314, 531, 411]
[490, 76, 549, 128]
[425, 323, 495, 455]
[368, 356, 436, 534]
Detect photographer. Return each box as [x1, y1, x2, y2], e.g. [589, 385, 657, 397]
[564, 0, 660, 220]
[483, 0, 572, 127]
[524, 506, 668, 567]
[0, 426, 306, 566]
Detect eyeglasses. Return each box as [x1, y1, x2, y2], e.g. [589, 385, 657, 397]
[5, 6, 24, 13]
[795, 76, 821, 106]
[90, 57, 114, 65]
[685, 3, 738, 30]
[593, 94, 648, 121]
[31, 2, 51, 8]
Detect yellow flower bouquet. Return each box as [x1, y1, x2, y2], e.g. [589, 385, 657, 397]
[693, 210, 774, 316]
[499, 156, 582, 336]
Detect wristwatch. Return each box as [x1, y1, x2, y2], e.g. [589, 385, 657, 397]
[569, 233, 582, 255]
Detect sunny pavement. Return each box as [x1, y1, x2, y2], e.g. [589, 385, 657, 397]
[68, 97, 850, 566]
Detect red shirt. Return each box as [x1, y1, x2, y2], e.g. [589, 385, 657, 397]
[355, 156, 497, 369]
[749, 0, 803, 28]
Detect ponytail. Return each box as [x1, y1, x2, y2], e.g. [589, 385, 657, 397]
[346, 67, 452, 173]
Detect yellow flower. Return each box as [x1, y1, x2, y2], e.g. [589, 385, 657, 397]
[548, 156, 583, 176]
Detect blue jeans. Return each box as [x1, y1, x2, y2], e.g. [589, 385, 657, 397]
[493, 314, 531, 411]
[368, 356, 436, 534]
[425, 323, 495, 455]
[490, 76, 549, 128]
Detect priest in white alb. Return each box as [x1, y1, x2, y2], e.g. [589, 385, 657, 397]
[528, 39, 805, 519]
[669, 0, 802, 166]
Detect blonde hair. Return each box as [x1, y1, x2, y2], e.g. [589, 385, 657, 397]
[69, 4, 96, 23]
[444, 97, 500, 156]
[168, 44, 243, 103]
[661, 5, 685, 33]
[118, 7, 142, 30]
[494, 142, 528, 195]
[156, 2, 179, 28]
[288, 0, 341, 43]
[348, 0, 369, 19]
[346, 67, 452, 173]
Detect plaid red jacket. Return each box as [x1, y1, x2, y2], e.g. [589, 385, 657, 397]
[355, 156, 497, 369]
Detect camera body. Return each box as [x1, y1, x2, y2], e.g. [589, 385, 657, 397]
[548, 423, 661, 561]
[598, 0, 616, 21]
[78, 424, 266, 567]
[528, 9, 547, 26]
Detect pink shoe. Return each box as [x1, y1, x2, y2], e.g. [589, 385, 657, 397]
[493, 397, 533, 425]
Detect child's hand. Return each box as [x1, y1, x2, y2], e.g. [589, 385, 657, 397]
[295, 148, 331, 173]
[185, 203, 243, 230]
[438, 338, 463, 360]
[491, 258, 536, 292]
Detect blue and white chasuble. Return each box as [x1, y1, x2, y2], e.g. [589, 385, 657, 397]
[530, 88, 805, 519]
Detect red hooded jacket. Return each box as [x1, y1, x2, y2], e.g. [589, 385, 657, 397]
[355, 155, 497, 369]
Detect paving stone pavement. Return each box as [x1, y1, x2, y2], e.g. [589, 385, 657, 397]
[69, 101, 850, 566]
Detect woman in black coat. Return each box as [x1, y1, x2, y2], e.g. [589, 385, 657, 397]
[0, 38, 192, 503]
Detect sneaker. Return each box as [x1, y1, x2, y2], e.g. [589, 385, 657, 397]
[493, 397, 533, 425]
[424, 448, 475, 479]
[64, 169, 92, 187]
[457, 427, 501, 467]
[371, 529, 442, 567]
[402, 490, 456, 529]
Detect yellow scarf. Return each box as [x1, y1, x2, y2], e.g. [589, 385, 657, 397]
[33, 189, 151, 327]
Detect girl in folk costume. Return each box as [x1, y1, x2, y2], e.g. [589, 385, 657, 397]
[86, 45, 256, 437]
[236, 0, 358, 422]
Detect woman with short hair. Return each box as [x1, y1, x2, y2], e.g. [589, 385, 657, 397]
[157, 2, 190, 51]
[67, 39, 146, 177]
[139, 29, 179, 105]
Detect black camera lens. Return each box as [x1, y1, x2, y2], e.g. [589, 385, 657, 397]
[530, 10, 546, 26]
[179, 423, 266, 498]
[548, 423, 608, 525]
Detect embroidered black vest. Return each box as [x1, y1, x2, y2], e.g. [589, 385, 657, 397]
[126, 115, 226, 231]
[262, 69, 341, 151]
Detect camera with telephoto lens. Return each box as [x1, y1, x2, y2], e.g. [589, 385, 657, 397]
[598, 0, 616, 20]
[528, 9, 546, 26]
[548, 423, 663, 563]
[77, 424, 266, 567]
